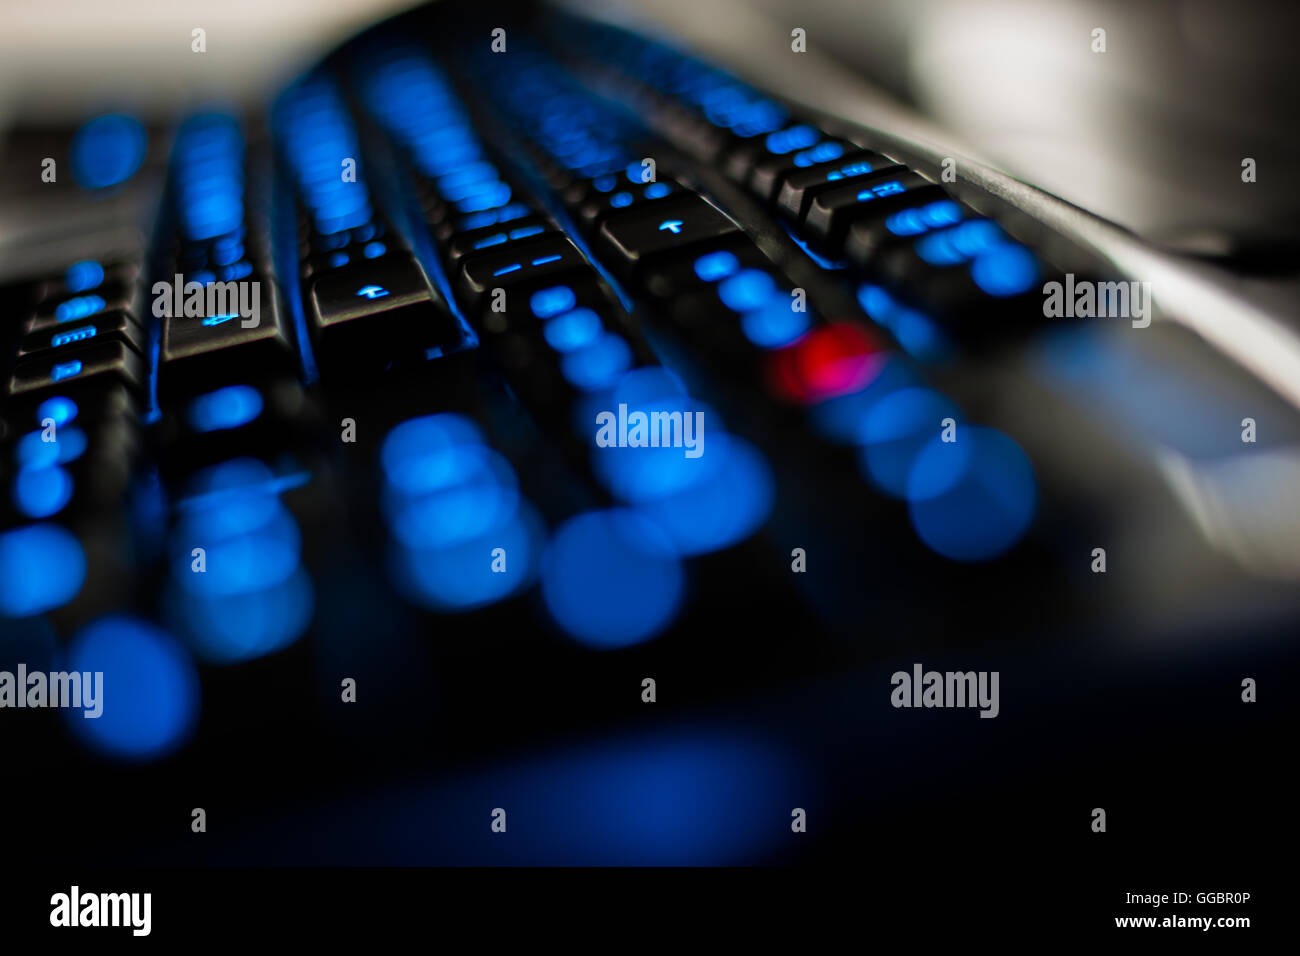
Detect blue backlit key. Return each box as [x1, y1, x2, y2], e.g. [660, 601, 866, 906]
[596, 194, 740, 278]
[803, 169, 943, 256]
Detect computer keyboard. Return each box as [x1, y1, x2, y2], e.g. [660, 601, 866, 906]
[1, 0, 1294, 871]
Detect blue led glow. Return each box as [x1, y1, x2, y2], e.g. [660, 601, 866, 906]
[718, 269, 777, 312]
[168, 567, 314, 664]
[764, 124, 819, 155]
[65, 616, 199, 761]
[856, 179, 906, 201]
[531, 254, 563, 266]
[644, 182, 671, 199]
[50, 360, 82, 382]
[381, 414, 488, 497]
[51, 326, 97, 347]
[65, 260, 104, 293]
[55, 295, 105, 323]
[792, 141, 845, 167]
[543, 307, 602, 352]
[541, 510, 684, 648]
[70, 114, 147, 190]
[807, 357, 921, 445]
[13, 466, 73, 518]
[971, 244, 1040, 297]
[693, 250, 739, 282]
[610, 191, 633, 208]
[0, 524, 86, 617]
[530, 285, 577, 319]
[907, 426, 1036, 561]
[561, 333, 633, 390]
[885, 200, 965, 236]
[17, 426, 87, 468]
[858, 388, 963, 497]
[634, 434, 774, 556]
[473, 232, 507, 249]
[391, 503, 541, 612]
[173, 507, 301, 598]
[186, 385, 264, 433]
[825, 159, 877, 181]
[741, 298, 811, 348]
[37, 396, 78, 427]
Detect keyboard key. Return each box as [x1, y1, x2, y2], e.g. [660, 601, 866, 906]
[8, 339, 145, 396]
[596, 194, 740, 277]
[776, 150, 899, 222]
[457, 236, 589, 305]
[803, 169, 943, 255]
[307, 252, 460, 374]
[18, 309, 144, 358]
[159, 277, 297, 399]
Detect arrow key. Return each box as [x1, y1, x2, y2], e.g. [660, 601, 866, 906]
[596, 194, 740, 279]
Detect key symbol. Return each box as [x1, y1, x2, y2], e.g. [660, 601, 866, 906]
[658, 219, 684, 234]
[356, 285, 390, 299]
[203, 313, 238, 327]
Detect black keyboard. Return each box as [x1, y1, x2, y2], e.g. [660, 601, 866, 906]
[1, 0, 1294, 879]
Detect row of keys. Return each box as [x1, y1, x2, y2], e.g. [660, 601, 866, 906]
[158, 112, 297, 401]
[558, 19, 1050, 348]
[274, 74, 461, 377]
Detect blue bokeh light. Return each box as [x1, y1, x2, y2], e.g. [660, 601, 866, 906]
[542, 510, 684, 648]
[70, 114, 147, 190]
[0, 524, 87, 617]
[907, 426, 1037, 561]
[65, 615, 199, 761]
[187, 385, 264, 433]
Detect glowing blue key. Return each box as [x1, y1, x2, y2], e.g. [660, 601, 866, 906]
[693, 250, 739, 282]
[856, 179, 906, 202]
[363, 241, 386, 258]
[530, 285, 577, 319]
[644, 183, 671, 199]
[55, 295, 105, 323]
[36, 396, 78, 427]
[610, 191, 634, 208]
[51, 326, 96, 347]
[65, 260, 104, 293]
[541, 510, 684, 648]
[718, 269, 776, 312]
[971, 244, 1040, 297]
[187, 385, 264, 433]
[561, 334, 632, 390]
[50, 360, 82, 382]
[543, 307, 602, 352]
[65, 616, 199, 761]
[0, 523, 87, 617]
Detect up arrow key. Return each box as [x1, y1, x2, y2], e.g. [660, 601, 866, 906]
[658, 220, 684, 234]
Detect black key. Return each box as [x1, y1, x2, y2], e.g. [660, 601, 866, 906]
[307, 252, 460, 374]
[8, 339, 145, 396]
[159, 277, 296, 399]
[457, 236, 589, 306]
[444, 218, 555, 271]
[595, 194, 740, 278]
[803, 170, 944, 255]
[18, 309, 144, 358]
[776, 150, 899, 222]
